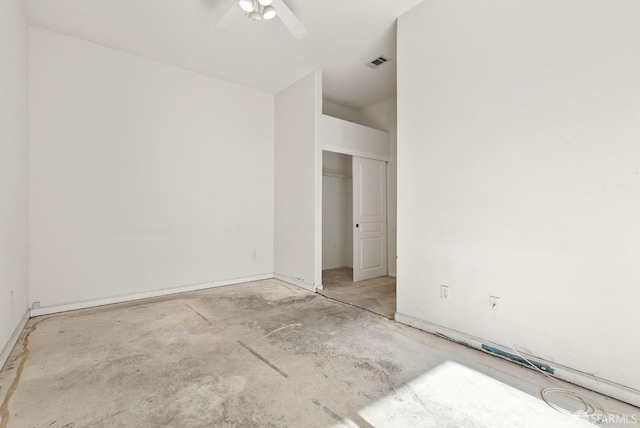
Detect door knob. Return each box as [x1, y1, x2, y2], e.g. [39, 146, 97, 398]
[356, 224, 359, 228]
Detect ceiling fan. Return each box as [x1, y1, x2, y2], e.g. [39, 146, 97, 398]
[217, 0, 308, 40]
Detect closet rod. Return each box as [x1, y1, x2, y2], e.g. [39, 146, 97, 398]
[322, 172, 352, 179]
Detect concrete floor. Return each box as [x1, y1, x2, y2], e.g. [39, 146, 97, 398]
[0, 279, 638, 427]
[320, 268, 396, 318]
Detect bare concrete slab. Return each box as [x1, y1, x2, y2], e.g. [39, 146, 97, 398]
[321, 268, 396, 318]
[0, 279, 637, 427]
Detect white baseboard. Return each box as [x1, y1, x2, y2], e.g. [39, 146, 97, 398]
[395, 312, 640, 408]
[30, 273, 274, 317]
[273, 273, 317, 292]
[0, 309, 30, 370]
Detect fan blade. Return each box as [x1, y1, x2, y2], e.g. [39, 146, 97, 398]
[272, 0, 308, 40]
[216, 0, 239, 30]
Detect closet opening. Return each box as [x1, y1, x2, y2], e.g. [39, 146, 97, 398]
[320, 150, 395, 318]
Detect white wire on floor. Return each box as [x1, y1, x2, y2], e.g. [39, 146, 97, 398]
[491, 308, 608, 422]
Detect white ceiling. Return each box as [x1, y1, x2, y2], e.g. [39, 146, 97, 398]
[25, 0, 423, 109]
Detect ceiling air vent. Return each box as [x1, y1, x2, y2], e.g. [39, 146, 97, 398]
[366, 55, 391, 69]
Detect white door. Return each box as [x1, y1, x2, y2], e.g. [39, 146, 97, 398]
[353, 156, 387, 282]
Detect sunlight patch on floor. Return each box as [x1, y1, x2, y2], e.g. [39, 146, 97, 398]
[339, 361, 594, 428]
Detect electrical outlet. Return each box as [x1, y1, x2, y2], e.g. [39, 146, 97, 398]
[441, 285, 449, 300]
[252, 251, 257, 260]
[490, 296, 500, 312]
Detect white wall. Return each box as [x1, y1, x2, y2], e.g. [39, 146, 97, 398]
[398, 0, 640, 401]
[320, 115, 390, 163]
[0, 0, 29, 366]
[323, 100, 360, 123]
[359, 98, 397, 277]
[274, 71, 322, 290]
[322, 152, 352, 270]
[28, 27, 274, 310]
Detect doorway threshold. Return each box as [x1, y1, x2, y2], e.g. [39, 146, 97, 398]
[319, 268, 396, 319]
